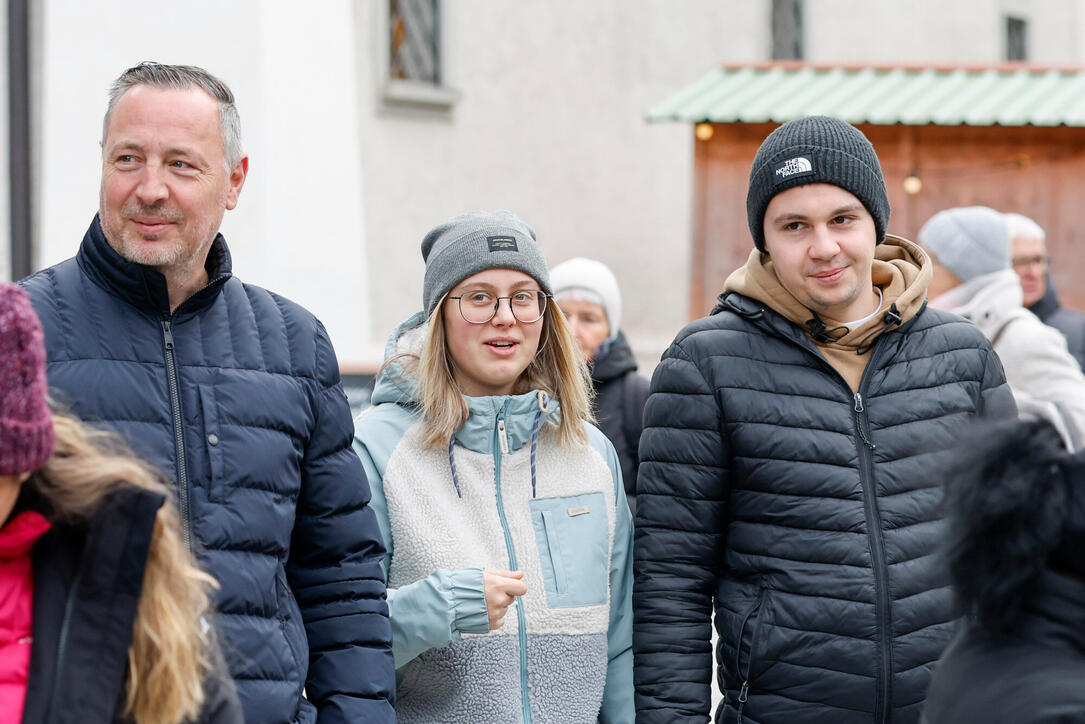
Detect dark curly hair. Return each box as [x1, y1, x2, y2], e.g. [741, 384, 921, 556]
[942, 418, 1082, 631]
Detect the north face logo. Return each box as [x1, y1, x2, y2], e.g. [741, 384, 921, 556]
[774, 156, 814, 182]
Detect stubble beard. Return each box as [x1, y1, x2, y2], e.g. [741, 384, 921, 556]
[104, 201, 192, 269]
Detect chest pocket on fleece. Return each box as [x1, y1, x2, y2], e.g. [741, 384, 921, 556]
[529, 492, 609, 608]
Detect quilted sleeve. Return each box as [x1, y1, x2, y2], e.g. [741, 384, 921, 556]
[633, 340, 728, 723]
[287, 323, 395, 723]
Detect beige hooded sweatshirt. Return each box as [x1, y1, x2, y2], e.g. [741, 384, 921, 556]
[722, 234, 933, 391]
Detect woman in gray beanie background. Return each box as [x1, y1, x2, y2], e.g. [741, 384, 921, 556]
[352, 210, 634, 722]
[918, 205, 1085, 450]
[551, 257, 649, 515]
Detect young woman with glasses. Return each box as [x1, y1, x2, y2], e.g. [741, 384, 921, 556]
[352, 210, 633, 722]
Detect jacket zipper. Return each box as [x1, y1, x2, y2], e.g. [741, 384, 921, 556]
[491, 402, 532, 723]
[161, 319, 192, 552]
[749, 304, 896, 722]
[44, 568, 81, 723]
[853, 352, 893, 724]
[734, 587, 768, 722]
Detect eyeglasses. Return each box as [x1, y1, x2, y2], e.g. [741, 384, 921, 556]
[1012, 254, 1050, 270]
[448, 290, 550, 324]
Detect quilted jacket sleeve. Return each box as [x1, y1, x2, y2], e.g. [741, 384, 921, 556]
[633, 340, 728, 723]
[287, 324, 395, 723]
[980, 341, 1018, 422]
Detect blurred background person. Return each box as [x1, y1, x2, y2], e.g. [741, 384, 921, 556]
[0, 283, 240, 724]
[919, 206, 1085, 450]
[1004, 212, 1085, 371]
[922, 417, 1085, 723]
[551, 257, 649, 514]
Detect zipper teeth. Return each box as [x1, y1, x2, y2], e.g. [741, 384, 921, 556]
[45, 569, 81, 721]
[854, 393, 892, 722]
[162, 320, 192, 552]
[491, 408, 531, 723]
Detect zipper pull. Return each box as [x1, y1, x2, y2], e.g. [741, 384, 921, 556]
[497, 419, 509, 454]
[161, 319, 175, 350]
[854, 393, 876, 449]
[738, 679, 750, 703]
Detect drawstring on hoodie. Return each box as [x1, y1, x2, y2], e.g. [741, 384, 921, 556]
[447, 437, 463, 498]
[804, 314, 849, 343]
[855, 303, 904, 355]
[446, 391, 551, 500]
[530, 391, 549, 498]
[530, 408, 542, 498]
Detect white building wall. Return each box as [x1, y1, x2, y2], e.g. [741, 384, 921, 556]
[353, 1, 759, 364]
[804, 0, 1085, 64]
[0, 3, 9, 282]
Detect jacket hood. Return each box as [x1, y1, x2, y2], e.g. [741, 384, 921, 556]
[590, 330, 638, 385]
[720, 233, 931, 350]
[369, 311, 561, 454]
[928, 268, 1024, 336]
[370, 311, 429, 407]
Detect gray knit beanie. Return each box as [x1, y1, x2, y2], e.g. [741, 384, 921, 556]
[421, 210, 551, 317]
[747, 116, 891, 253]
[917, 206, 1011, 282]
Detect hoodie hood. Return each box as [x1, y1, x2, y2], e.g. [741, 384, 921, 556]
[722, 233, 931, 351]
[369, 311, 561, 455]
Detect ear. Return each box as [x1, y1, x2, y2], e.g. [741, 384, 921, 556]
[224, 156, 249, 211]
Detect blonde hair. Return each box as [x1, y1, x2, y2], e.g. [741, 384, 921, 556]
[30, 413, 217, 724]
[386, 298, 594, 449]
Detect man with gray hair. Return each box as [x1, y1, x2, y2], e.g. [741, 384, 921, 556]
[1004, 212, 1085, 370]
[20, 62, 395, 723]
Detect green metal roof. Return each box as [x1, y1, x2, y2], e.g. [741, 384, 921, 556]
[649, 63, 1085, 127]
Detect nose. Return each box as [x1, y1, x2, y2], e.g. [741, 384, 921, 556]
[490, 297, 517, 326]
[808, 224, 841, 259]
[135, 163, 169, 205]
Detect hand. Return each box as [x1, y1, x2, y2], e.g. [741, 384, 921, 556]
[483, 569, 527, 630]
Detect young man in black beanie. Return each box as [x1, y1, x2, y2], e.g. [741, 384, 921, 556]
[633, 116, 1017, 723]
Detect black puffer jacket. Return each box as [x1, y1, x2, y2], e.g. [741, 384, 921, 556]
[21, 218, 394, 723]
[591, 331, 650, 513]
[633, 292, 1016, 723]
[20, 486, 241, 724]
[921, 570, 1085, 723]
[1029, 274, 1085, 372]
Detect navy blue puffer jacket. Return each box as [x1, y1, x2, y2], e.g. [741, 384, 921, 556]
[21, 217, 394, 723]
[633, 291, 1016, 724]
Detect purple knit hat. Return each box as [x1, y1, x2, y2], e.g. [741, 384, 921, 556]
[0, 283, 54, 475]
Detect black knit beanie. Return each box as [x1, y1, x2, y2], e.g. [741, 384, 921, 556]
[746, 116, 890, 253]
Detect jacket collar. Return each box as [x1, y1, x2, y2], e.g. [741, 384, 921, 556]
[929, 268, 1023, 336]
[75, 214, 233, 317]
[590, 330, 638, 385]
[454, 390, 560, 455]
[1028, 272, 1062, 320]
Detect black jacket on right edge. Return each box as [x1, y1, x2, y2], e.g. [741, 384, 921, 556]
[633, 292, 1016, 724]
[921, 569, 1085, 723]
[1029, 275, 1085, 372]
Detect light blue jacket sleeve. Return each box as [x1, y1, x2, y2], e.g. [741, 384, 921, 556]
[352, 430, 490, 669]
[591, 429, 635, 723]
